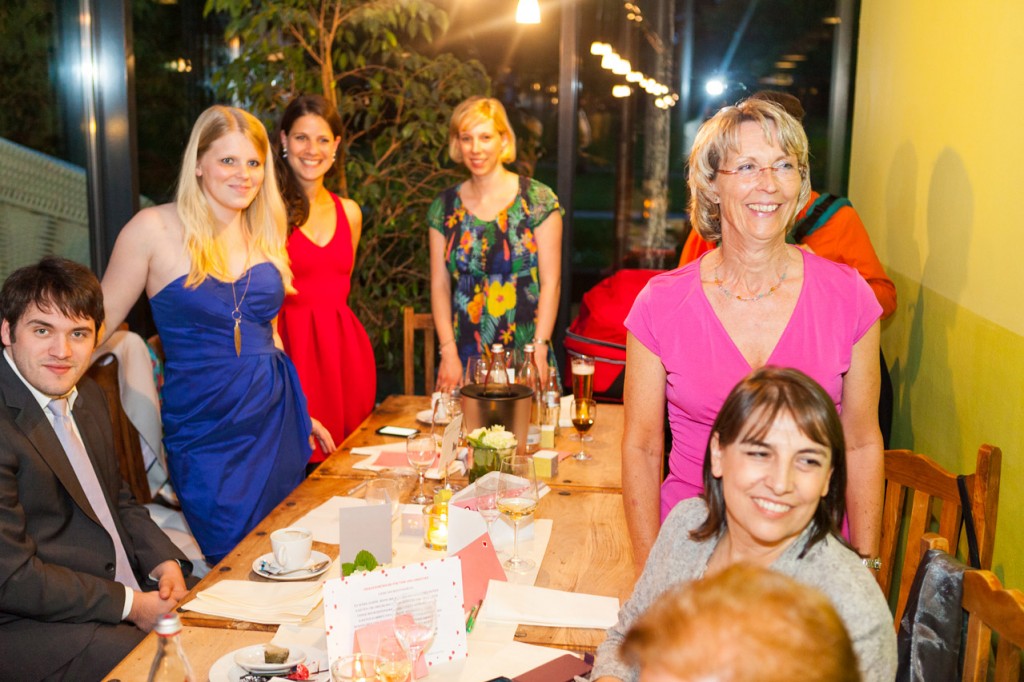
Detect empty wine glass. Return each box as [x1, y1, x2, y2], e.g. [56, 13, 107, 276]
[475, 473, 501, 535]
[405, 435, 435, 504]
[570, 398, 596, 461]
[375, 633, 411, 682]
[365, 478, 402, 522]
[394, 601, 436, 681]
[497, 455, 540, 574]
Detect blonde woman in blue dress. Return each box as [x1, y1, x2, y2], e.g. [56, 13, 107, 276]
[100, 105, 333, 563]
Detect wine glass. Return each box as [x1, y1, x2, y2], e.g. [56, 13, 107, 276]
[475, 473, 501, 535]
[405, 435, 435, 504]
[464, 354, 487, 385]
[497, 455, 540, 574]
[394, 602, 436, 681]
[365, 478, 401, 522]
[375, 634, 411, 682]
[330, 653, 381, 682]
[570, 399, 596, 461]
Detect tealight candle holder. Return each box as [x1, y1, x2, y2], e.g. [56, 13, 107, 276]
[423, 504, 448, 550]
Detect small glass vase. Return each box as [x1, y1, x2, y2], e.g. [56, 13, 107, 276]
[468, 445, 517, 482]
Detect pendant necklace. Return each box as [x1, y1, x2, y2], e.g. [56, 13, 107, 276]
[714, 258, 788, 302]
[230, 246, 253, 357]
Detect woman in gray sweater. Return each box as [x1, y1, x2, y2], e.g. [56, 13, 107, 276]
[593, 367, 896, 682]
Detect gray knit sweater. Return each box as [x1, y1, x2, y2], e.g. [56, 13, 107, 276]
[592, 498, 897, 682]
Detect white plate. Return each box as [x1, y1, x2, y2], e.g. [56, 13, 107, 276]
[251, 550, 331, 581]
[233, 643, 306, 674]
[209, 644, 327, 681]
[415, 409, 449, 425]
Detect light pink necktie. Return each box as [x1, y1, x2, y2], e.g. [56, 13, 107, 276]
[47, 398, 140, 591]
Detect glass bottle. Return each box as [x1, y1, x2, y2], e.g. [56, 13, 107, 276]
[517, 344, 542, 453]
[147, 613, 195, 682]
[542, 364, 562, 439]
[484, 343, 511, 397]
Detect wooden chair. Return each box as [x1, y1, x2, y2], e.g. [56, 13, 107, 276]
[85, 354, 152, 504]
[402, 306, 435, 395]
[879, 444, 1002, 626]
[962, 568, 1024, 681]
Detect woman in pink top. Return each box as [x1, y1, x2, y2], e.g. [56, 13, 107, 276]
[622, 98, 883, 576]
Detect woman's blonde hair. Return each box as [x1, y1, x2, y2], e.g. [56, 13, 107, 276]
[175, 105, 292, 291]
[448, 96, 517, 165]
[687, 98, 811, 242]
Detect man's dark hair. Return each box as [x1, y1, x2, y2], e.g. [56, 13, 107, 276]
[0, 256, 104, 340]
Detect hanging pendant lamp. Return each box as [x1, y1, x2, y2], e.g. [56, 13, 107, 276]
[516, 0, 541, 24]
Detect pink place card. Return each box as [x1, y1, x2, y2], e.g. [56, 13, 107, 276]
[452, 532, 506, 609]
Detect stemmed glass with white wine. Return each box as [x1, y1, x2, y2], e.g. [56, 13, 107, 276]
[570, 398, 596, 461]
[496, 455, 540, 574]
[406, 434, 435, 505]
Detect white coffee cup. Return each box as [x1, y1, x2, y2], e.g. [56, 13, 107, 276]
[270, 526, 313, 570]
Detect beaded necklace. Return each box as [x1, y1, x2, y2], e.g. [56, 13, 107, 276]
[714, 259, 788, 302]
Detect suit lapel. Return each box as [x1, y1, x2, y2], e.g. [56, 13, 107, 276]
[0, 360, 106, 529]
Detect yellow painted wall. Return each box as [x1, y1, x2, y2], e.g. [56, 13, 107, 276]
[851, 1, 1023, 587]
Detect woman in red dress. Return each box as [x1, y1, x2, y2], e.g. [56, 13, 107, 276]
[274, 94, 376, 466]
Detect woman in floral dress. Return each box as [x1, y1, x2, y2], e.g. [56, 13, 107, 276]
[428, 96, 563, 392]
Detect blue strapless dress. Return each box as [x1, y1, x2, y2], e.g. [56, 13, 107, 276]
[150, 263, 312, 562]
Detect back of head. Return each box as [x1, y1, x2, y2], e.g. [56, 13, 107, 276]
[0, 256, 103, 339]
[448, 96, 517, 165]
[687, 98, 811, 242]
[622, 563, 860, 682]
[748, 90, 805, 122]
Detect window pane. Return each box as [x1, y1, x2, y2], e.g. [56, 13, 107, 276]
[0, 0, 91, 280]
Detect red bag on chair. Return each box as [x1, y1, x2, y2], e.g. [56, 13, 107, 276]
[564, 269, 662, 402]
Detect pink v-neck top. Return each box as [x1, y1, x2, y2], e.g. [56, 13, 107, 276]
[625, 249, 881, 521]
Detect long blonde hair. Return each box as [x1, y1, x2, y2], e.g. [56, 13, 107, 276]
[175, 105, 293, 291]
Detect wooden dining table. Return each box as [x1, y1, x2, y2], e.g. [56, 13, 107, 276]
[103, 395, 634, 681]
[314, 395, 624, 493]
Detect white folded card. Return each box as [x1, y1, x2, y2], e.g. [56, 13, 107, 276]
[479, 580, 620, 629]
[293, 496, 367, 544]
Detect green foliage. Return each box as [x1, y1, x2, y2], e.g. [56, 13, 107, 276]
[204, 0, 490, 376]
[341, 549, 379, 576]
[0, 2, 59, 155]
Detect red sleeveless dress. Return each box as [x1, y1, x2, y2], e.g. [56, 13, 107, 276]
[279, 192, 376, 462]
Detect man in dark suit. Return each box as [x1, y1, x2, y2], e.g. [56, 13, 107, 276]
[0, 257, 191, 681]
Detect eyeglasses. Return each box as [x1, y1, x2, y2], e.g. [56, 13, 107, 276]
[716, 161, 805, 182]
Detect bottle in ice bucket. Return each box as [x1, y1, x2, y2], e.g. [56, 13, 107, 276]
[147, 612, 195, 682]
[484, 343, 511, 397]
[517, 343, 542, 453]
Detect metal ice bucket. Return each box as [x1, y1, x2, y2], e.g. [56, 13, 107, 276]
[459, 383, 533, 456]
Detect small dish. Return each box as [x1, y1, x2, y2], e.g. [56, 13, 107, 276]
[209, 644, 327, 682]
[416, 408, 451, 425]
[252, 550, 331, 581]
[232, 643, 307, 673]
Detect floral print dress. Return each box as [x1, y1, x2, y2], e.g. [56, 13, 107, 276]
[427, 175, 562, 364]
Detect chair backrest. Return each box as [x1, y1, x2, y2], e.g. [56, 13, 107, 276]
[85, 353, 153, 504]
[879, 444, 1002, 626]
[962, 569, 1024, 681]
[403, 307, 435, 395]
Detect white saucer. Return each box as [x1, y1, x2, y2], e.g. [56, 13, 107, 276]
[209, 644, 327, 682]
[234, 643, 306, 674]
[415, 409, 450, 425]
[252, 550, 331, 581]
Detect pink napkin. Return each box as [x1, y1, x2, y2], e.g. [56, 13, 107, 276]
[354, 618, 428, 678]
[373, 450, 439, 468]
